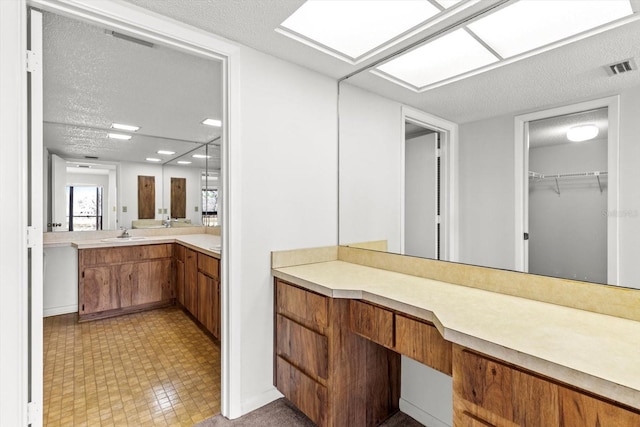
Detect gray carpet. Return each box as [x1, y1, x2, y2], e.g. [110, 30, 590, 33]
[193, 398, 424, 427]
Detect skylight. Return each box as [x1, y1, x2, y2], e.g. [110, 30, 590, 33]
[278, 0, 440, 61]
[375, 29, 499, 89]
[467, 0, 634, 58]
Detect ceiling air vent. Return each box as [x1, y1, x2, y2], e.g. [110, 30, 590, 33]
[84, 156, 99, 159]
[606, 58, 636, 76]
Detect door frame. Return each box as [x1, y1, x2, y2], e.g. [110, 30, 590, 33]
[400, 106, 458, 262]
[514, 96, 620, 285]
[25, 0, 243, 420]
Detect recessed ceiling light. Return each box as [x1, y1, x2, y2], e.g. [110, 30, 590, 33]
[107, 133, 132, 140]
[375, 28, 498, 89]
[146, 157, 162, 162]
[110, 123, 140, 132]
[567, 125, 599, 142]
[192, 154, 211, 159]
[467, 0, 634, 58]
[278, 0, 440, 60]
[157, 150, 175, 155]
[177, 160, 192, 165]
[201, 118, 222, 127]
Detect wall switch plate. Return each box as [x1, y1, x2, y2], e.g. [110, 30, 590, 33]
[122, 206, 127, 212]
[158, 208, 162, 214]
[195, 206, 199, 212]
[163, 208, 168, 214]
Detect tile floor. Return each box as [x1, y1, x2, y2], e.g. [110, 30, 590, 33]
[43, 307, 221, 427]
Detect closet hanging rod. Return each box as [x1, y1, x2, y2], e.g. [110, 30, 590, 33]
[528, 170, 607, 179]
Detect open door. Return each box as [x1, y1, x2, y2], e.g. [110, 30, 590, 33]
[27, 8, 44, 427]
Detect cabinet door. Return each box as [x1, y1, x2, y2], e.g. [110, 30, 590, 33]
[559, 386, 640, 426]
[212, 278, 220, 340]
[80, 266, 118, 314]
[184, 248, 198, 316]
[197, 272, 215, 334]
[134, 259, 171, 306]
[175, 258, 185, 306]
[115, 263, 136, 309]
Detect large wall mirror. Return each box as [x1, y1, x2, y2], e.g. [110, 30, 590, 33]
[42, 11, 222, 232]
[338, 0, 640, 290]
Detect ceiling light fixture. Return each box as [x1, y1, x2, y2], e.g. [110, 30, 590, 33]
[567, 125, 599, 142]
[107, 133, 132, 140]
[177, 161, 192, 165]
[278, 0, 440, 61]
[467, 0, 634, 59]
[146, 157, 162, 162]
[192, 154, 211, 159]
[110, 123, 140, 132]
[374, 28, 499, 90]
[201, 118, 222, 127]
[157, 150, 176, 155]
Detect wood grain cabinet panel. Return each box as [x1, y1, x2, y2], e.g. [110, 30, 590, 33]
[174, 257, 185, 306]
[133, 259, 171, 306]
[197, 272, 215, 334]
[559, 385, 640, 426]
[276, 280, 328, 330]
[276, 314, 328, 381]
[276, 356, 327, 427]
[80, 266, 118, 314]
[184, 248, 198, 316]
[395, 315, 452, 375]
[349, 300, 394, 348]
[115, 263, 136, 309]
[198, 253, 219, 279]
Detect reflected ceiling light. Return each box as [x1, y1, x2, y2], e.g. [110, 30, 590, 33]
[467, 0, 634, 58]
[278, 0, 440, 60]
[375, 28, 498, 89]
[145, 157, 162, 162]
[177, 160, 192, 165]
[107, 133, 132, 140]
[157, 150, 175, 155]
[192, 154, 211, 159]
[110, 123, 140, 132]
[434, 0, 463, 9]
[567, 125, 599, 142]
[201, 118, 222, 127]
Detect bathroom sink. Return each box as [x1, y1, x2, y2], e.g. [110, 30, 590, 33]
[101, 236, 147, 243]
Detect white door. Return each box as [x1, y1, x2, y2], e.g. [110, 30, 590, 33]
[404, 131, 439, 259]
[28, 8, 44, 427]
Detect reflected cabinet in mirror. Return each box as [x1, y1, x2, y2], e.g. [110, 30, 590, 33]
[42, 10, 223, 232]
[338, 0, 640, 290]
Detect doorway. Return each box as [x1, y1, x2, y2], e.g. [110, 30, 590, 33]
[515, 97, 620, 285]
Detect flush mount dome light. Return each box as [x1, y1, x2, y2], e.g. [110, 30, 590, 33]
[567, 125, 599, 142]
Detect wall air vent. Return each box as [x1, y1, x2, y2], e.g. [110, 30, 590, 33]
[84, 156, 99, 159]
[606, 58, 636, 76]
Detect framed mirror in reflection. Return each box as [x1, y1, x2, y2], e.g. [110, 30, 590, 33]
[42, 10, 223, 232]
[338, 1, 640, 290]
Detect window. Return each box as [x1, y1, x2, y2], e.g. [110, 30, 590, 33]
[66, 186, 103, 231]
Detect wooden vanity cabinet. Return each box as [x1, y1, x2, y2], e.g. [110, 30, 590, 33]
[184, 247, 198, 315]
[453, 345, 640, 427]
[173, 244, 185, 306]
[78, 244, 173, 321]
[274, 279, 400, 427]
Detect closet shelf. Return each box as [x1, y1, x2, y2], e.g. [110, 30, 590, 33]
[529, 170, 607, 194]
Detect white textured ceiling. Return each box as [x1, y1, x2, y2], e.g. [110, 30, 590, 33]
[528, 108, 609, 148]
[43, 11, 222, 169]
[121, 0, 640, 125]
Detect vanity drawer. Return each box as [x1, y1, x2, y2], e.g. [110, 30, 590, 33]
[454, 347, 558, 426]
[276, 280, 328, 330]
[198, 253, 219, 278]
[276, 314, 328, 381]
[395, 314, 452, 375]
[137, 243, 171, 260]
[559, 385, 640, 426]
[349, 300, 394, 348]
[276, 356, 327, 427]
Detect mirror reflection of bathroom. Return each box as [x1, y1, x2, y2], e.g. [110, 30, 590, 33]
[527, 108, 608, 283]
[404, 120, 443, 260]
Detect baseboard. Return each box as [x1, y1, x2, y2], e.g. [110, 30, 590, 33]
[43, 305, 77, 318]
[400, 398, 451, 427]
[238, 386, 283, 418]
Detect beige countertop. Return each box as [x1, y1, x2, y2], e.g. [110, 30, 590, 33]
[273, 260, 640, 410]
[70, 233, 221, 258]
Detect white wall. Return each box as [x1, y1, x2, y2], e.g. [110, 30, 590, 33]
[234, 46, 338, 412]
[43, 246, 78, 317]
[119, 162, 163, 228]
[529, 139, 607, 283]
[339, 83, 403, 252]
[338, 83, 453, 427]
[162, 165, 203, 224]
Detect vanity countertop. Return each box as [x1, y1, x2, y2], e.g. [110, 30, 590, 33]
[273, 259, 640, 410]
[71, 233, 221, 258]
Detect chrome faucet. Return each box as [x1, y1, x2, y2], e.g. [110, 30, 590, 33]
[163, 217, 172, 228]
[119, 227, 130, 238]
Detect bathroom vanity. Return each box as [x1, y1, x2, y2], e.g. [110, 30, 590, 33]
[272, 245, 640, 427]
[71, 233, 220, 339]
